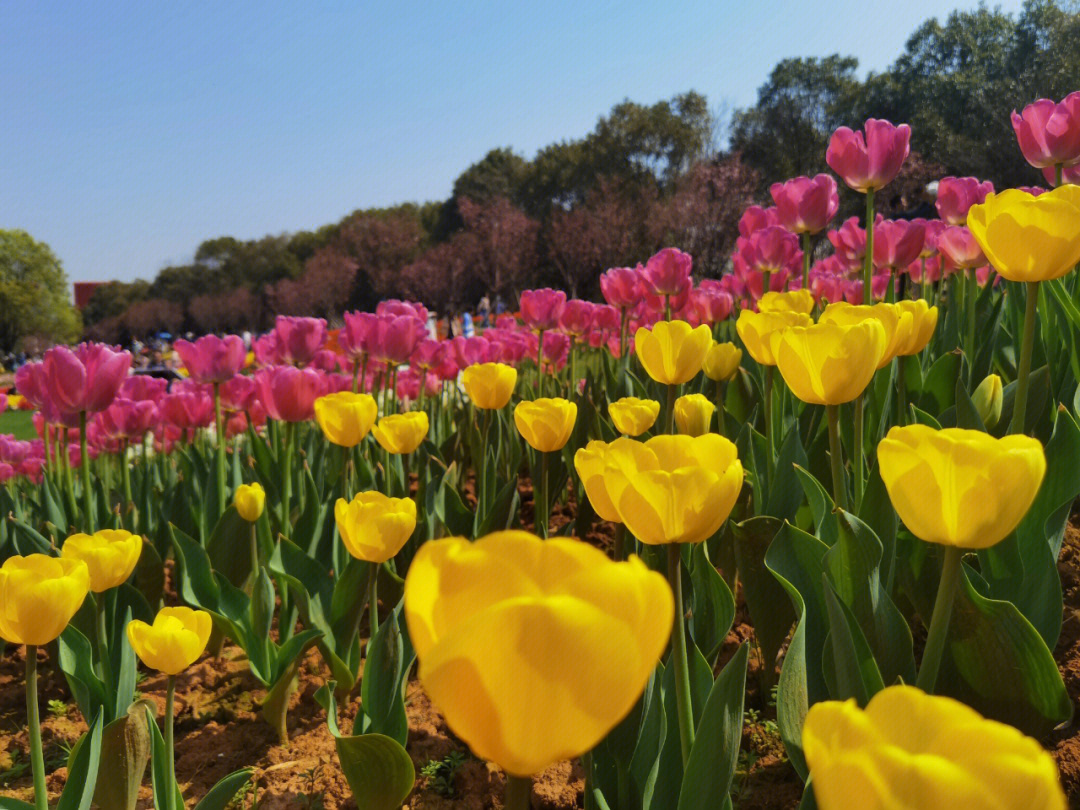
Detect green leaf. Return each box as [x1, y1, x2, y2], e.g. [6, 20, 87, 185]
[676, 643, 749, 810]
[206, 505, 255, 588]
[687, 543, 735, 662]
[0, 799, 35, 810]
[57, 709, 104, 810]
[147, 705, 185, 810]
[793, 466, 837, 547]
[59, 624, 108, 722]
[919, 352, 962, 416]
[193, 769, 254, 810]
[359, 601, 415, 746]
[94, 699, 155, 810]
[314, 683, 415, 810]
[821, 579, 885, 705]
[765, 428, 809, 521]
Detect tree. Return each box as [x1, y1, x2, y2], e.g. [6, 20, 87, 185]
[334, 206, 428, 306]
[82, 279, 150, 327]
[458, 196, 540, 300]
[400, 232, 481, 314]
[0, 230, 81, 353]
[123, 299, 183, 338]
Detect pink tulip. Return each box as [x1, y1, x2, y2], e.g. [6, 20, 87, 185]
[938, 226, 987, 270]
[641, 248, 693, 296]
[43, 342, 132, 415]
[161, 391, 214, 430]
[559, 300, 596, 337]
[220, 376, 256, 412]
[367, 314, 426, 367]
[452, 335, 491, 368]
[873, 219, 925, 270]
[253, 332, 283, 366]
[18, 458, 44, 485]
[913, 218, 946, 257]
[1018, 185, 1050, 196]
[254, 366, 326, 422]
[272, 316, 327, 366]
[97, 398, 157, 439]
[690, 286, 734, 325]
[410, 339, 443, 370]
[341, 311, 377, 359]
[0, 463, 15, 484]
[593, 304, 620, 333]
[377, 299, 430, 324]
[1043, 165, 1080, 187]
[484, 330, 529, 366]
[396, 367, 421, 402]
[770, 174, 840, 234]
[738, 206, 781, 238]
[0, 436, 31, 464]
[519, 288, 567, 331]
[935, 177, 994, 225]
[1012, 93, 1080, 169]
[174, 334, 246, 384]
[906, 255, 943, 284]
[828, 216, 868, 268]
[15, 362, 46, 408]
[540, 331, 571, 372]
[600, 266, 646, 310]
[826, 119, 911, 192]
[119, 375, 168, 402]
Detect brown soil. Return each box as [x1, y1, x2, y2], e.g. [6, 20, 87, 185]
[6, 516, 1080, 808]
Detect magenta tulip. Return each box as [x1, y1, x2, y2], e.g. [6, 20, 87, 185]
[770, 174, 840, 234]
[368, 314, 426, 367]
[935, 177, 994, 225]
[98, 398, 157, 439]
[873, 219, 925, 270]
[219, 375, 256, 412]
[341, 311, 377, 359]
[593, 304, 620, 333]
[451, 335, 492, 368]
[913, 218, 946, 257]
[1012, 93, 1080, 169]
[119, 375, 167, 402]
[410, 339, 443, 370]
[827, 216, 868, 268]
[174, 334, 246, 384]
[690, 286, 734, 325]
[826, 119, 911, 192]
[600, 266, 646, 309]
[938, 226, 987, 270]
[559, 300, 596, 337]
[738, 205, 781, 237]
[14, 362, 46, 408]
[642, 248, 693, 296]
[254, 366, 326, 422]
[540, 330, 571, 371]
[272, 316, 327, 366]
[43, 343, 132, 415]
[376, 299, 430, 324]
[161, 391, 214, 430]
[519, 288, 567, 331]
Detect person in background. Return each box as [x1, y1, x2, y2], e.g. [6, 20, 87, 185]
[478, 294, 491, 327]
[494, 294, 506, 316]
[463, 310, 475, 338]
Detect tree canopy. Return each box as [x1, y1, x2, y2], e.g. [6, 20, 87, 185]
[0, 230, 81, 354]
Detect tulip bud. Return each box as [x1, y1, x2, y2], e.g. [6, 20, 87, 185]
[673, 394, 715, 437]
[701, 342, 742, 382]
[608, 397, 660, 437]
[61, 529, 142, 593]
[335, 491, 417, 563]
[514, 398, 577, 452]
[371, 411, 430, 455]
[313, 391, 379, 446]
[462, 362, 518, 410]
[0, 554, 90, 646]
[126, 607, 213, 675]
[235, 483, 266, 522]
[972, 374, 1003, 429]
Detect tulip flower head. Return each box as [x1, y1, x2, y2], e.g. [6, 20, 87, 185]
[608, 397, 660, 436]
[893, 299, 939, 356]
[804, 685, 1066, 810]
[819, 302, 913, 369]
[335, 491, 417, 563]
[126, 606, 213, 675]
[634, 320, 712, 385]
[972, 374, 1004, 429]
[42, 342, 133, 416]
[600, 266, 646, 310]
[462, 363, 518, 410]
[514, 398, 577, 452]
[173, 334, 246, 384]
[372, 411, 429, 455]
[758, 289, 815, 315]
[935, 176, 994, 225]
[701, 342, 742, 382]
[642, 247, 693, 296]
[0, 554, 90, 645]
[404, 530, 673, 776]
[573, 441, 623, 523]
[966, 188, 1080, 282]
[673, 394, 715, 437]
[604, 434, 743, 545]
[313, 391, 379, 447]
[772, 320, 888, 405]
[877, 425, 1045, 549]
[1011, 93, 1080, 169]
[272, 316, 327, 366]
[736, 310, 813, 367]
[235, 483, 266, 522]
[519, 289, 567, 331]
[61, 529, 142, 593]
[769, 174, 840, 234]
[826, 119, 911, 193]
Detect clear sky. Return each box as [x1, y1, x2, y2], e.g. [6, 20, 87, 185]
[1, 0, 1024, 284]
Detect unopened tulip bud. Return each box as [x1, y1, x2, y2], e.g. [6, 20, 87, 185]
[972, 374, 1003, 429]
[674, 394, 715, 437]
[235, 483, 266, 522]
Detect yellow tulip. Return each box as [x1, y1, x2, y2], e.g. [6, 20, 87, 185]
[759, 288, 815, 315]
[404, 530, 673, 777]
[608, 397, 660, 436]
[514, 398, 577, 452]
[819, 302, 913, 368]
[573, 440, 621, 523]
[126, 606, 213, 676]
[0, 554, 89, 646]
[876, 425, 1045, 549]
[701, 341, 742, 382]
[604, 435, 743, 545]
[334, 491, 417, 563]
[804, 685, 1066, 810]
[893, 299, 938, 356]
[371, 411, 429, 454]
[634, 320, 712, 385]
[61, 529, 142, 593]
[313, 391, 379, 447]
[673, 393, 715, 437]
[967, 188, 1080, 282]
[736, 309, 813, 366]
[234, 482, 266, 522]
[972, 373, 1003, 429]
[462, 363, 518, 409]
[772, 321, 887, 405]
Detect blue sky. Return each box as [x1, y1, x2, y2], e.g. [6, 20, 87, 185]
[1, 0, 1023, 284]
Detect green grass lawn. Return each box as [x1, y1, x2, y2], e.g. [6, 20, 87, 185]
[0, 409, 36, 439]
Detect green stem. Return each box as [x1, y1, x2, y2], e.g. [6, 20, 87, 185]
[120, 439, 133, 525]
[80, 410, 93, 531]
[505, 775, 532, 810]
[664, 295, 672, 321]
[665, 382, 677, 435]
[801, 232, 811, 288]
[715, 380, 727, 438]
[760, 270, 771, 301]
[536, 329, 545, 399]
[863, 188, 875, 305]
[26, 646, 47, 810]
[61, 433, 78, 530]
[667, 544, 695, 766]
[896, 361, 907, 427]
[368, 561, 380, 637]
[613, 523, 627, 562]
[1057, 163, 1064, 187]
[96, 592, 112, 686]
[1008, 281, 1039, 435]
[826, 405, 848, 511]
[853, 394, 865, 509]
[537, 451, 550, 539]
[765, 368, 775, 480]
[165, 674, 177, 810]
[915, 546, 963, 693]
[43, 424, 53, 484]
[249, 522, 260, 587]
[966, 268, 978, 385]
[214, 382, 227, 518]
[281, 421, 295, 539]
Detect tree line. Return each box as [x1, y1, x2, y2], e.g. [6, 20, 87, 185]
[60, 0, 1080, 344]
